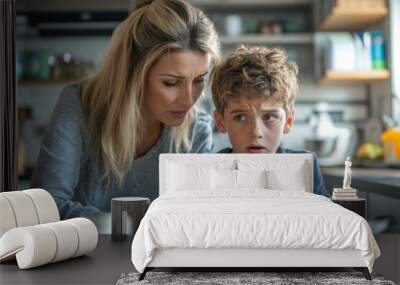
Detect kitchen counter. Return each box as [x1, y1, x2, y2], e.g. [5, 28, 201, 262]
[322, 167, 400, 199]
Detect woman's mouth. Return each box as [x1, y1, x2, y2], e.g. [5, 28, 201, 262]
[246, 145, 267, 153]
[169, 110, 187, 119]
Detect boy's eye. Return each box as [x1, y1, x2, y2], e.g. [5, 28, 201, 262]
[262, 114, 280, 124]
[233, 114, 247, 123]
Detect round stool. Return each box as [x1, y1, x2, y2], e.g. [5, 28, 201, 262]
[111, 197, 150, 242]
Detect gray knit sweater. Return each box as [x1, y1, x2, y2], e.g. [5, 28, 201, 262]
[31, 85, 213, 219]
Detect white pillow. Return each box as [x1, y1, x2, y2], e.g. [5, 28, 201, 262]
[237, 157, 309, 192]
[167, 162, 212, 191]
[212, 168, 237, 190]
[237, 169, 268, 189]
[266, 163, 307, 191]
[211, 168, 268, 191]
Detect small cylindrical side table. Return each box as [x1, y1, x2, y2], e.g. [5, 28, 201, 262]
[111, 197, 150, 242]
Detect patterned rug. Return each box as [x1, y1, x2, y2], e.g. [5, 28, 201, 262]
[116, 271, 396, 285]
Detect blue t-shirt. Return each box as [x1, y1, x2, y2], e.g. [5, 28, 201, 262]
[217, 146, 331, 197]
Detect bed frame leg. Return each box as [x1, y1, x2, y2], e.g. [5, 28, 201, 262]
[354, 267, 371, 280]
[138, 268, 148, 281]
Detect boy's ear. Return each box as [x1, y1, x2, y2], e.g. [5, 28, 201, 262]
[214, 110, 227, 133]
[283, 111, 294, 134]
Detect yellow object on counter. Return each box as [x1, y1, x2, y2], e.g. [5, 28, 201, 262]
[356, 143, 383, 160]
[381, 128, 400, 161]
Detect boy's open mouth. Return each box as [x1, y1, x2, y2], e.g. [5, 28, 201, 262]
[246, 145, 267, 153]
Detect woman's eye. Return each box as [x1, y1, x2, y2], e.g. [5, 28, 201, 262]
[193, 78, 205, 85]
[163, 80, 179, 87]
[233, 114, 247, 123]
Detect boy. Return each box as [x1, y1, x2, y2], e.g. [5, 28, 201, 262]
[210, 46, 330, 197]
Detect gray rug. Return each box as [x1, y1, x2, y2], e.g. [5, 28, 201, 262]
[116, 271, 396, 285]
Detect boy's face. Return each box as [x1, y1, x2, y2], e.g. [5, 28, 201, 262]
[214, 96, 294, 154]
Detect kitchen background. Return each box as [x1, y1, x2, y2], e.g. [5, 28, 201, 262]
[15, 0, 399, 270]
[14, 0, 400, 281]
[16, 0, 399, 177]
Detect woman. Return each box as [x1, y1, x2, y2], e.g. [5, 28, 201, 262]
[31, 0, 220, 221]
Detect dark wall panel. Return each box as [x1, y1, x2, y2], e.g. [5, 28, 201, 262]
[0, 0, 17, 192]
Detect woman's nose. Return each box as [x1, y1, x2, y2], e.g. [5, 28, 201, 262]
[178, 85, 194, 108]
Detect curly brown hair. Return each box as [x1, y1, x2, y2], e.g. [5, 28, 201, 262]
[211, 45, 298, 115]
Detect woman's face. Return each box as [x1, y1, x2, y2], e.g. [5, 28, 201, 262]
[144, 50, 210, 127]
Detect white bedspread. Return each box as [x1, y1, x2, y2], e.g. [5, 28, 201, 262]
[131, 190, 380, 273]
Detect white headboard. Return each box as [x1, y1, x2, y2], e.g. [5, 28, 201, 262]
[159, 153, 314, 195]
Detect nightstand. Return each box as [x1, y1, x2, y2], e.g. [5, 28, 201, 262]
[111, 197, 150, 242]
[332, 198, 367, 218]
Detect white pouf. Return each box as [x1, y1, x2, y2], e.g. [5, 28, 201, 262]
[0, 218, 98, 269]
[0, 189, 98, 269]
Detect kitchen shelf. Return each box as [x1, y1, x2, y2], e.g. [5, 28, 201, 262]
[220, 34, 313, 45]
[319, 70, 390, 84]
[18, 78, 82, 86]
[319, 7, 388, 31]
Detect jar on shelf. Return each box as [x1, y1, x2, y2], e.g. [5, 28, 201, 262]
[225, 15, 242, 36]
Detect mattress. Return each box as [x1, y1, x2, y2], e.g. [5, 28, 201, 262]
[131, 190, 380, 273]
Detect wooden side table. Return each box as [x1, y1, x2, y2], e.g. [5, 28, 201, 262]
[111, 197, 150, 242]
[332, 198, 367, 218]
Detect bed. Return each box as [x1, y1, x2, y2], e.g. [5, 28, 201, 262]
[131, 154, 380, 280]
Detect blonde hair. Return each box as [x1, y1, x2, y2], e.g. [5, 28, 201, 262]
[211, 46, 298, 115]
[80, 0, 220, 183]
